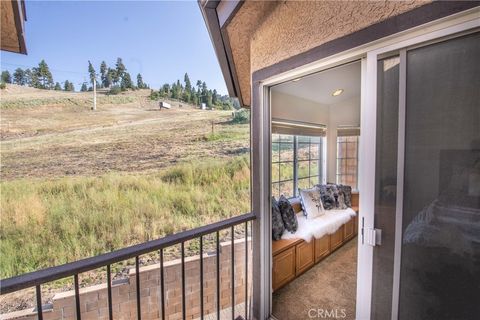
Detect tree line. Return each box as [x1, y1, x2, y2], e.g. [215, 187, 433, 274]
[149, 73, 239, 110]
[0, 58, 148, 93]
[1, 59, 239, 109]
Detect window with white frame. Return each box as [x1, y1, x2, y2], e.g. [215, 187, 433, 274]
[271, 133, 325, 198]
[336, 135, 359, 189]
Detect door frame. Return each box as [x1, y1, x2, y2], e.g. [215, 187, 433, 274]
[250, 8, 480, 320]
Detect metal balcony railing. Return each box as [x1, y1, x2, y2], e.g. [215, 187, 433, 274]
[0, 212, 256, 320]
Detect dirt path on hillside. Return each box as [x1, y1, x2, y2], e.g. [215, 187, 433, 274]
[1, 103, 249, 180]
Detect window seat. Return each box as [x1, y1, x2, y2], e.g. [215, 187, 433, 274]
[281, 208, 356, 243]
[272, 194, 358, 292]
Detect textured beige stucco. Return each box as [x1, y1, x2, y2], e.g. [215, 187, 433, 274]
[226, 0, 279, 107]
[227, 0, 430, 106]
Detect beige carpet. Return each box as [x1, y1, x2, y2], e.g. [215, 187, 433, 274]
[272, 237, 357, 320]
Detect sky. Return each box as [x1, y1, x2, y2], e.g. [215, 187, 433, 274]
[0, 0, 228, 94]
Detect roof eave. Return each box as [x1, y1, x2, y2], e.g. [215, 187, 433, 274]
[12, 0, 27, 54]
[198, 0, 244, 107]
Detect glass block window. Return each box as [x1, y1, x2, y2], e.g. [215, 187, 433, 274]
[336, 135, 359, 189]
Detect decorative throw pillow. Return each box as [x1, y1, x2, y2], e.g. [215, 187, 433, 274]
[278, 195, 298, 233]
[338, 184, 352, 208]
[298, 186, 325, 218]
[271, 197, 285, 240]
[331, 184, 348, 209]
[317, 184, 336, 210]
[317, 184, 348, 210]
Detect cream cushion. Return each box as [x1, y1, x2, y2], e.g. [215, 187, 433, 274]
[299, 186, 325, 219]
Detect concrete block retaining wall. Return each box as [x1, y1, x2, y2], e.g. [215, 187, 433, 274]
[2, 239, 252, 320]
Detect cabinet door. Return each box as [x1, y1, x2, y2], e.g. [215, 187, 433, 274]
[344, 218, 355, 240]
[354, 215, 358, 236]
[330, 227, 344, 251]
[272, 246, 296, 291]
[315, 235, 330, 262]
[296, 240, 315, 275]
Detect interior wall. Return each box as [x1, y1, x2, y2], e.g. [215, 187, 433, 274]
[271, 91, 360, 184]
[326, 96, 361, 183]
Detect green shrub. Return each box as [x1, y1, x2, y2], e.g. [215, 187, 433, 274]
[0, 82, 6, 90]
[231, 109, 250, 124]
[149, 89, 160, 101]
[108, 85, 122, 95]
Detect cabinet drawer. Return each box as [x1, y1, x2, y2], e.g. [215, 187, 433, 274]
[330, 227, 344, 251]
[296, 240, 315, 276]
[272, 246, 296, 291]
[315, 235, 330, 263]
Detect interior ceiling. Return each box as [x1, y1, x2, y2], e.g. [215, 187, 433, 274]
[272, 61, 361, 105]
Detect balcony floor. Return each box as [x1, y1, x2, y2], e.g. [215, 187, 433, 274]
[272, 237, 357, 320]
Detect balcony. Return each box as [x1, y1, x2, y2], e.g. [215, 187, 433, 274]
[0, 213, 255, 320]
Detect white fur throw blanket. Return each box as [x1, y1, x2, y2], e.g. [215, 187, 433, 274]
[281, 208, 357, 242]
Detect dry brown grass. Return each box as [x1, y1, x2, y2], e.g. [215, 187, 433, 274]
[1, 85, 249, 180]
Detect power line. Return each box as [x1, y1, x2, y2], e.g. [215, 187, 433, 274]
[1, 62, 88, 76]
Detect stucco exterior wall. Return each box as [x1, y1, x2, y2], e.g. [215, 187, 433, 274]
[227, 0, 430, 106]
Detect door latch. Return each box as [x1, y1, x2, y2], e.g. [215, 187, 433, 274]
[364, 228, 382, 246]
[361, 218, 382, 246]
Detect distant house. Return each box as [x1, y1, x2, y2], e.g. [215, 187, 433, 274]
[159, 101, 171, 109]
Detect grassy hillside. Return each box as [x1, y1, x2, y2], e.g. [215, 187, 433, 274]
[0, 157, 250, 278]
[0, 84, 251, 278]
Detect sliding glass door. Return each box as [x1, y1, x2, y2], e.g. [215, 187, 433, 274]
[371, 31, 480, 319]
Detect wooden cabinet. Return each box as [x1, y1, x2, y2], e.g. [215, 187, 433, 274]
[344, 218, 355, 241]
[295, 240, 315, 275]
[272, 246, 296, 291]
[272, 194, 360, 292]
[314, 235, 330, 263]
[330, 227, 344, 251]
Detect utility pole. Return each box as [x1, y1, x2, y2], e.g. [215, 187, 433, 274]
[93, 77, 97, 111]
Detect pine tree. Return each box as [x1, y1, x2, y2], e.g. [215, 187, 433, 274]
[171, 82, 178, 99]
[81, 82, 88, 92]
[100, 61, 108, 88]
[88, 61, 96, 86]
[136, 73, 145, 89]
[184, 73, 191, 94]
[54, 82, 62, 90]
[29, 69, 40, 88]
[201, 81, 208, 104]
[106, 68, 115, 88]
[1, 70, 12, 83]
[120, 72, 133, 90]
[64, 80, 74, 91]
[35, 60, 54, 89]
[160, 83, 170, 97]
[13, 68, 26, 85]
[115, 58, 125, 85]
[24, 69, 32, 86]
[196, 80, 202, 94]
[212, 89, 219, 106]
[191, 87, 198, 105]
[206, 89, 213, 108]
